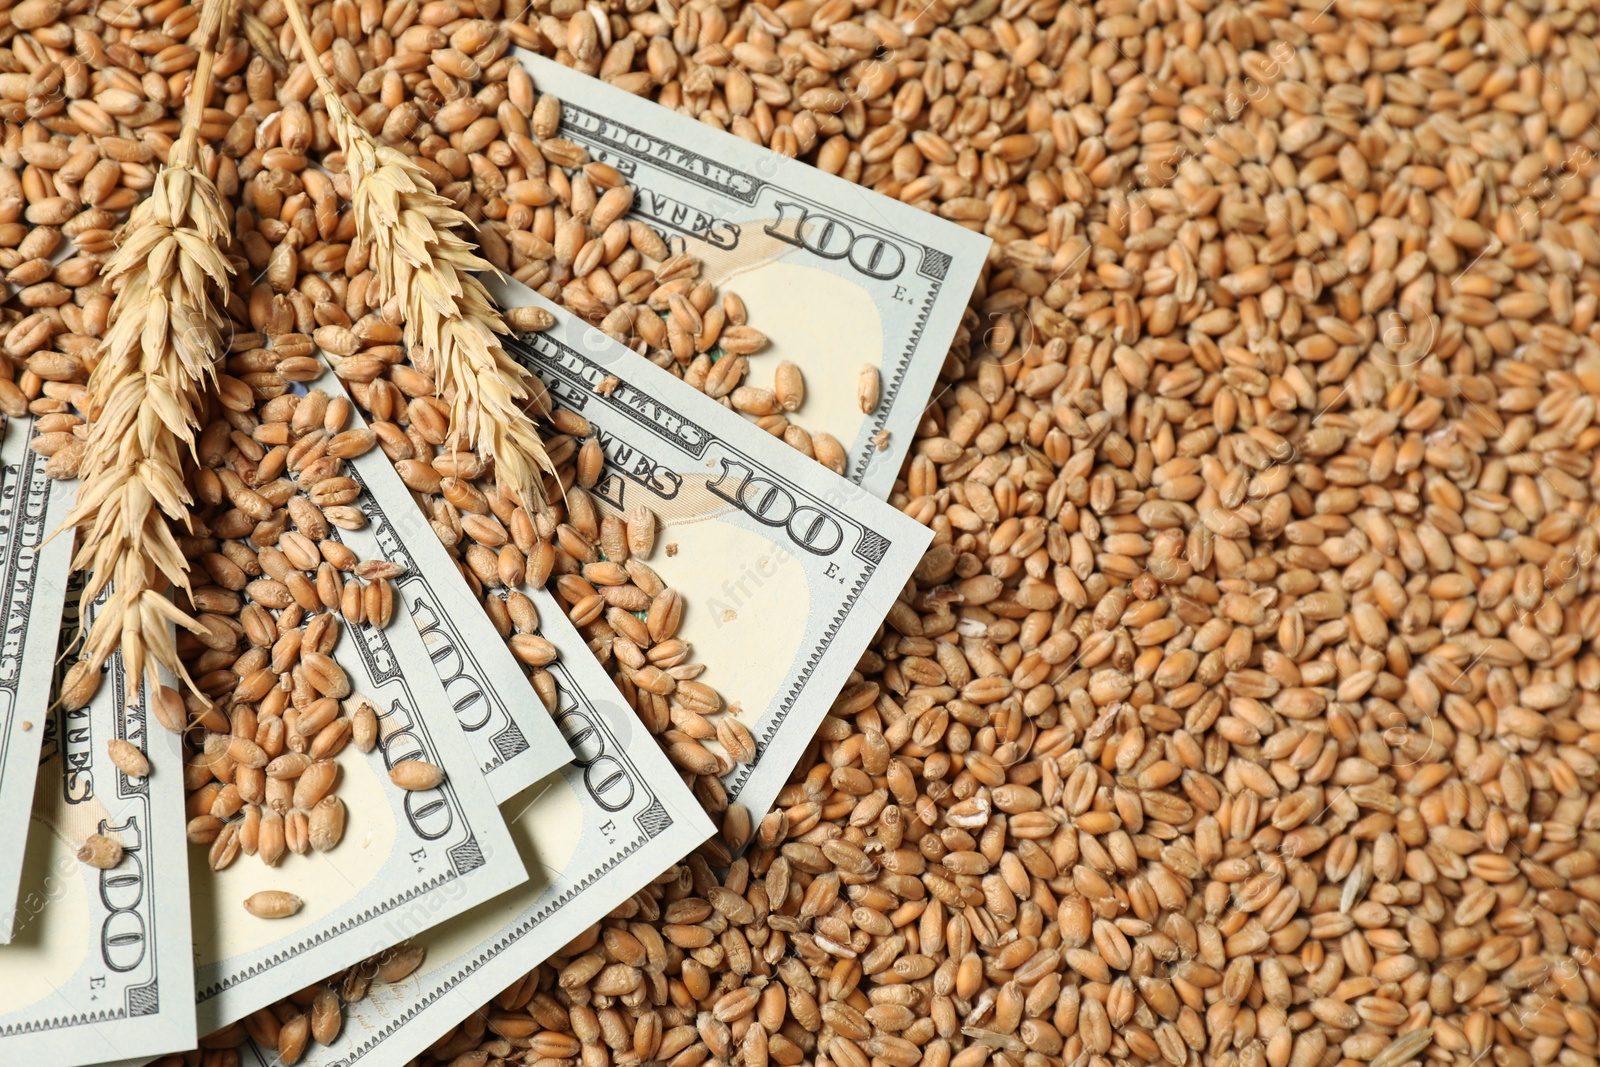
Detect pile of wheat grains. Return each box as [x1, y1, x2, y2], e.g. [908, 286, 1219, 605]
[9, 0, 1600, 1063]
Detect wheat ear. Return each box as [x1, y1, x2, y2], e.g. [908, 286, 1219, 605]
[64, 0, 233, 702]
[281, 0, 556, 513]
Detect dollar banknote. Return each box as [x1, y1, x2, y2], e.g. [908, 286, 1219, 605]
[487, 276, 933, 830]
[0, 415, 78, 943]
[237, 626, 713, 1066]
[0, 584, 196, 1066]
[192, 382, 712, 1066]
[311, 367, 573, 804]
[192, 459, 527, 1033]
[515, 52, 991, 499]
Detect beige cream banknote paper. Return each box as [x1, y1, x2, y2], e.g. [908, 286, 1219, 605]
[312, 367, 573, 804]
[238, 625, 712, 1066]
[0, 584, 195, 1066]
[515, 52, 992, 499]
[487, 276, 932, 831]
[0, 414, 78, 943]
[192, 451, 527, 1033]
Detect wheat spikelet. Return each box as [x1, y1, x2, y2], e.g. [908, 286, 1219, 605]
[282, 0, 555, 513]
[64, 0, 232, 702]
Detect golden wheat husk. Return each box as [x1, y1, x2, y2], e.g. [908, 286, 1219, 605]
[63, 0, 233, 701]
[281, 0, 555, 513]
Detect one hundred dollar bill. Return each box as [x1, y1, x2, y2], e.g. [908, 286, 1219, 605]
[192, 454, 527, 1033]
[0, 415, 77, 943]
[0, 585, 196, 1066]
[515, 52, 991, 499]
[240, 628, 713, 1066]
[313, 367, 573, 803]
[487, 276, 933, 828]
[218, 378, 711, 1066]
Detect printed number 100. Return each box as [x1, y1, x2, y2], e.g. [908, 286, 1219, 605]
[709, 458, 846, 555]
[763, 201, 906, 280]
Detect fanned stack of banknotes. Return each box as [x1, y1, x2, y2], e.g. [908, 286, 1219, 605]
[0, 56, 988, 1067]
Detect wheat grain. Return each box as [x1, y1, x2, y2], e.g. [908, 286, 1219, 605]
[106, 738, 150, 779]
[61, 0, 232, 704]
[75, 833, 122, 870]
[243, 890, 303, 919]
[389, 760, 444, 791]
[376, 944, 427, 983]
[856, 365, 880, 414]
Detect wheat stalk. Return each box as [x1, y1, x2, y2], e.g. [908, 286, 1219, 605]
[281, 0, 555, 513]
[64, 0, 232, 702]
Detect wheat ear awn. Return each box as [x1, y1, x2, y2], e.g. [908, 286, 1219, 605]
[62, 0, 233, 703]
[281, 0, 556, 514]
